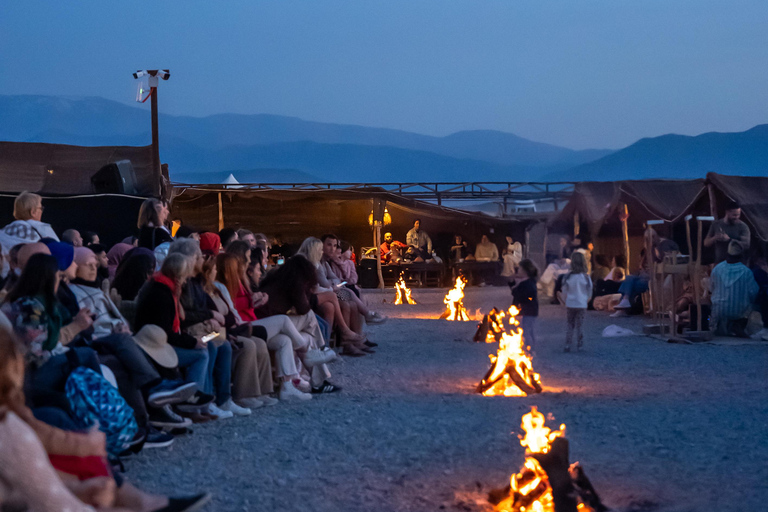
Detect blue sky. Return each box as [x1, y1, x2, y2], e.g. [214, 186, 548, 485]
[2, 1, 767, 149]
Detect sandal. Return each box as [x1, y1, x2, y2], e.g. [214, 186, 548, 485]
[341, 344, 366, 357]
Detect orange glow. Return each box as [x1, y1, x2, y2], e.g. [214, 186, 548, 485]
[441, 276, 470, 321]
[478, 306, 542, 396]
[394, 275, 416, 305]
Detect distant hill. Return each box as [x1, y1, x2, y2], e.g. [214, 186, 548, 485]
[0, 95, 610, 182]
[547, 125, 768, 181]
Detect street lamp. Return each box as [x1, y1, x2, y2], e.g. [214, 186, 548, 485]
[133, 69, 170, 196]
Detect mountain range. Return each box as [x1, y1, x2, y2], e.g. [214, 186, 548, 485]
[0, 95, 766, 183]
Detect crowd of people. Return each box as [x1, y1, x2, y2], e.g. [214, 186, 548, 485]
[0, 192, 388, 511]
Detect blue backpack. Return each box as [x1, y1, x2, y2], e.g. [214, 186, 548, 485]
[65, 367, 138, 456]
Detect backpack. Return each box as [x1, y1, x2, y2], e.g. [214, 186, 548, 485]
[65, 367, 138, 456]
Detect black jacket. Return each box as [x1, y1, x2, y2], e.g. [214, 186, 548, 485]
[135, 279, 197, 349]
[180, 277, 214, 329]
[512, 278, 539, 317]
[138, 226, 173, 251]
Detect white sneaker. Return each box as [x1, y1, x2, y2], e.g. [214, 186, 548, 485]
[221, 398, 251, 416]
[207, 402, 234, 419]
[610, 310, 629, 318]
[235, 397, 264, 410]
[280, 380, 312, 401]
[614, 297, 632, 310]
[303, 348, 337, 367]
[293, 378, 312, 393]
[259, 396, 279, 407]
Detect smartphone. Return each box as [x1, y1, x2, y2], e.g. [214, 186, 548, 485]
[201, 332, 219, 344]
[338, 281, 348, 287]
[277, 258, 285, 265]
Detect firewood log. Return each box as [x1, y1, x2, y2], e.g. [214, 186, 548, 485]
[532, 438, 578, 512]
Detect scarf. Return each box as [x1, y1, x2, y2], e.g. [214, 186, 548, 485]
[152, 273, 181, 333]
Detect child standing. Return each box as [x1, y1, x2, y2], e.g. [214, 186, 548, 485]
[561, 252, 592, 352]
[511, 259, 539, 352]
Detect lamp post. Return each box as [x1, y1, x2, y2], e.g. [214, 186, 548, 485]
[133, 69, 170, 197]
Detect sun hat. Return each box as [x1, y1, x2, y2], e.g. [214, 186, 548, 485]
[727, 240, 744, 256]
[132, 324, 178, 368]
[44, 241, 75, 271]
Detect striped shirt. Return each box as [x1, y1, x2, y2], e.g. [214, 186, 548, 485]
[709, 261, 758, 320]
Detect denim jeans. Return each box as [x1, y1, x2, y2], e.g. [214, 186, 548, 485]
[205, 341, 232, 405]
[520, 316, 537, 352]
[173, 346, 209, 390]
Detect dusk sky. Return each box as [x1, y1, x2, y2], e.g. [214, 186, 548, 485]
[2, 1, 767, 149]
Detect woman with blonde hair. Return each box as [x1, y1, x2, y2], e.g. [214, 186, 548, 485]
[297, 237, 368, 356]
[0, 192, 59, 264]
[137, 198, 173, 250]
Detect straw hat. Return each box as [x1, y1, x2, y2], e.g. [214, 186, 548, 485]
[132, 325, 178, 368]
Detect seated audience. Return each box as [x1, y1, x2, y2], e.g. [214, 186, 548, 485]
[218, 227, 238, 249]
[82, 230, 100, 245]
[501, 236, 523, 280]
[237, 229, 257, 248]
[106, 242, 134, 279]
[405, 219, 432, 261]
[709, 241, 759, 337]
[62, 229, 84, 247]
[450, 235, 470, 263]
[591, 254, 611, 283]
[474, 235, 499, 262]
[0, 193, 59, 260]
[112, 248, 156, 302]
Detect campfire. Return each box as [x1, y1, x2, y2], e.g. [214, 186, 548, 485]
[476, 306, 542, 396]
[473, 307, 507, 343]
[394, 274, 416, 305]
[488, 407, 607, 512]
[440, 276, 470, 321]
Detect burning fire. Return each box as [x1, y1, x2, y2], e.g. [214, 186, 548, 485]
[394, 275, 416, 305]
[489, 408, 606, 512]
[441, 276, 470, 321]
[477, 306, 542, 396]
[494, 407, 568, 512]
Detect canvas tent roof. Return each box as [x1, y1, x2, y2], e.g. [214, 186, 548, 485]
[0, 141, 159, 196]
[707, 172, 768, 242]
[551, 179, 707, 234]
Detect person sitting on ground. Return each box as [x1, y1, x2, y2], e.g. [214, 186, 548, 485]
[217, 249, 319, 401]
[218, 227, 238, 250]
[474, 235, 500, 262]
[538, 257, 570, 301]
[62, 229, 83, 247]
[450, 235, 470, 263]
[0, 193, 60, 264]
[605, 254, 628, 281]
[611, 229, 679, 316]
[0, 326, 211, 512]
[709, 240, 759, 337]
[137, 198, 173, 250]
[704, 200, 751, 264]
[134, 253, 216, 422]
[405, 219, 432, 262]
[168, 238, 244, 419]
[750, 255, 768, 341]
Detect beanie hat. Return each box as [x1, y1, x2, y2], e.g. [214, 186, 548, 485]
[44, 241, 75, 271]
[199, 232, 221, 256]
[73, 246, 96, 267]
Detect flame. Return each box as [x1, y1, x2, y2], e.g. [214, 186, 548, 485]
[442, 276, 470, 321]
[494, 408, 580, 512]
[479, 306, 542, 396]
[394, 275, 416, 305]
[484, 307, 507, 343]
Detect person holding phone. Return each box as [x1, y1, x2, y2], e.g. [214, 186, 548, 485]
[704, 200, 751, 264]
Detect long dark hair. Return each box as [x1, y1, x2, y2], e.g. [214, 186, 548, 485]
[0, 327, 25, 420]
[113, 253, 156, 301]
[5, 253, 59, 311]
[260, 254, 318, 291]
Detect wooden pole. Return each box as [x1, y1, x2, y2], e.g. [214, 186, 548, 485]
[573, 211, 580, 239]
[217, 192, 224, 231]
[376, 224, 384, 289]
[707, 184, 718, 218]
[150, 87, 161, 194]
[696, 219, 704, 332]
[621, 203, 630, 271]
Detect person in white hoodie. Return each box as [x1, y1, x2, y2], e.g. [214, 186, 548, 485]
[561, 252, 593, 352]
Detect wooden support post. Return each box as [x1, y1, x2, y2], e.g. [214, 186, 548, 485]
[573, 211, 580, 239]
[708, 184, 718, 218]
[524, 226, 530, 259]
[375, 224, 384, 289]
[621, 203, 630, 271]
[150, 87, 161, 192]
[696, 219, 704, 332]
[217, 192, 224, 231]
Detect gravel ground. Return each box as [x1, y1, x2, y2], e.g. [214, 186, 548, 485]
[128, 286, 768, 512]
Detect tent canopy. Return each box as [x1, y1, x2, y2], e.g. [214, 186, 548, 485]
[0, 141, 159, 196]
[707, 172, 768, 242]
